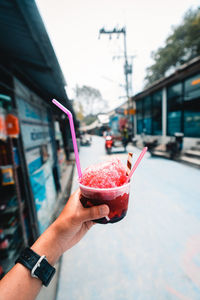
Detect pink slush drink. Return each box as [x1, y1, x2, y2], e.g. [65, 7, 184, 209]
[79, 158, 130, 224]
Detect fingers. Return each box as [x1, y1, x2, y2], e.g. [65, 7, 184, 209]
[66, 189, 110, 224]
[80, 204, 110, 223]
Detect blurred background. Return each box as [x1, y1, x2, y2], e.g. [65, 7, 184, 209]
[0, 1, 200, 299]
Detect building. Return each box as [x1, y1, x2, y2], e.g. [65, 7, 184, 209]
[0, 0, 77, 279]
[132, 56, 200, 150]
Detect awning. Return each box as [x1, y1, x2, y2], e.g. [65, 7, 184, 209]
[0, 0, 71, 109]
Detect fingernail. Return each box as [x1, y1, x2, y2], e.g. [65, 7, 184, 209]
[99, 206, 109, 216]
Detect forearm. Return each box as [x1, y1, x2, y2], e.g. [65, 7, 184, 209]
[0, 223, 62, 300]
[0, 189, 109, 300]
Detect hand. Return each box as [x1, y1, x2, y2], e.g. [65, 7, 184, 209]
[51, 189, 110, 255]
[0, 190, 110, 300]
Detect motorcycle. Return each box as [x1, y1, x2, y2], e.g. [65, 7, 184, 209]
[105, 135, 113, 154]
[166, 132, 183, 159]
[80, 134, 91, 146]
[143, 139, 158, 154]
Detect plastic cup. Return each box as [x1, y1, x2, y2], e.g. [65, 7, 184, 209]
[79, 182, 131, 224]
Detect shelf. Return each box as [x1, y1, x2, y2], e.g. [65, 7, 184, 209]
[0, 204, 18, 215]
[0, 238, 13, 254]
[1, 241, 24, 274]
[0, 136, 31, 278]
[2, 223, 18, 235]
[0, 201, 24, 215]
[0, 226, 22, 257]
[0, 215, 17, 229]
[0, 186, 16, 202]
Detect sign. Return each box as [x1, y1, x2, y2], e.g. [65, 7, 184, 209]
[191, 78, 200, 86]
[124, 108, 136, 115]
[19, 123, 50, 149]
[30, 167, 48, 233]
[129, 108, 136, 115]
[16, 96, 57, 233]
[29, 162, 56, 234]
[16, 97, 49, 124]
[26, 148, 42, 174]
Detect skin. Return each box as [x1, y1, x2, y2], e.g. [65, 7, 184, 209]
[0, 189, 109, 300]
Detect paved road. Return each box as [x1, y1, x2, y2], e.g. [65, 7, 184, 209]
[56, 136, 200, 300]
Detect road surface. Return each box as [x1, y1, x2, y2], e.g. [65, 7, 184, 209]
[56, 136, 200, 300]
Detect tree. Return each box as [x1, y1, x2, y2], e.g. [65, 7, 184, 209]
[74, 85, 108, 118]
[73, 101, 84, 121]
[145, 7, 200, 87]
[84, 115, 97, 126]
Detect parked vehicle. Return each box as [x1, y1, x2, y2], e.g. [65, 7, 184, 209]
[166, 133, 183, 159]
[143, 139, 158, 153]
[80, 134, 92, 146]
[105, 135, 113, 154]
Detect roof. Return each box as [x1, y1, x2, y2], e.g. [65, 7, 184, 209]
[80, 120, 100, 132]
[131, 56, 200, 101]
[0, 0, 70, 108]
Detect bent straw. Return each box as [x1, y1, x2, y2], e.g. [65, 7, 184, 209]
[52, 99, 82, 179]
[126, 147, 148, 183]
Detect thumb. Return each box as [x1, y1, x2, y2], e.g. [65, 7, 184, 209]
[81, 204, 110, 222]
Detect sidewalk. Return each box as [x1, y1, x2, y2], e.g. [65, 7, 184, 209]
[36, 160, 75, 300]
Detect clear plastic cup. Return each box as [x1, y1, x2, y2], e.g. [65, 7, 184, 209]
[79, 182, 130, 224]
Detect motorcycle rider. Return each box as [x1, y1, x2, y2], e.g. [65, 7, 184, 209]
[103, 126, 113, 138]
[121, 125, 129, 152]
[103, 127, 114, 154]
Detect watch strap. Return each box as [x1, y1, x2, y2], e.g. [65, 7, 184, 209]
[15, 247, 56, 286]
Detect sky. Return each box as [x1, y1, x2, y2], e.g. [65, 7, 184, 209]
[36, 0, 199, 112]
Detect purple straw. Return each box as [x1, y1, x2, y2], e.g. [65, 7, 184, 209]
[52, 99, 82, 179]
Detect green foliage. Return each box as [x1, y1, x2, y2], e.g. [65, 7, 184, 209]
[145, 7, 200, 87]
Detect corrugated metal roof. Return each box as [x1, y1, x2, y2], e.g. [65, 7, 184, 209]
[0, 0, 69, 106]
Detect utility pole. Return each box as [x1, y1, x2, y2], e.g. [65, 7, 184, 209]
[99, 26, 133, 134]
[113, 54, 135, 96]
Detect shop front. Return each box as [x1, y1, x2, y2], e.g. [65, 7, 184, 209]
[15, 78, 57, 234]
[133, 57, 200, 149]
[0, 0, 76, 283]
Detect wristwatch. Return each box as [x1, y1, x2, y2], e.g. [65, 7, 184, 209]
[15, 247, 56, 287]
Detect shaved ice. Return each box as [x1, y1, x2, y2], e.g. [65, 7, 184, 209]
[80, 158, 127, 188]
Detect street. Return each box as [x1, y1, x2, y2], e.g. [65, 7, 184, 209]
[56, 136, 200, 300]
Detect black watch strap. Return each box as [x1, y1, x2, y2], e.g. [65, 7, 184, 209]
[15, 247, 56, 286]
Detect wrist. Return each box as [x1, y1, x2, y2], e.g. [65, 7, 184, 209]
[31, 223, 63, 265]
[15, 247, 56, 287]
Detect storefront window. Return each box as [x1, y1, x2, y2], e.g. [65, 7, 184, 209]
[183, 74, 200, 137]
[168, 82, 182, 105]
[136, 100, 143, 134]
[167, 83, 183, 136]
[184, 110, 200, 137]
[168, 111, 182, 135]
[143, 96, 152, 134]
[152, 91, 162, 135]
[184, 74, 200, 101]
